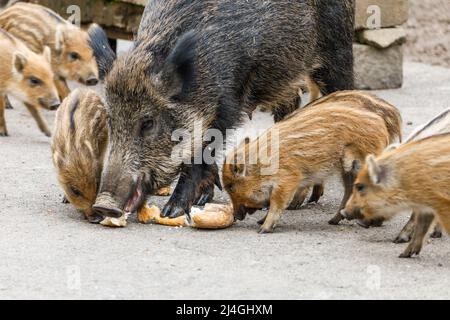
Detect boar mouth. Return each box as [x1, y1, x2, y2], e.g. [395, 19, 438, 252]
[124, 176, 146, 214]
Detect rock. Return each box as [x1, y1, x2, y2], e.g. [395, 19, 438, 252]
[354, 43, 403, 90]
[357, 28, 406, 49]
[355, 0, 409, 30]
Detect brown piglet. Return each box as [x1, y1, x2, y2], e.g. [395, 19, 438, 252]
[343, 133, 450, 258]
[52, 88, 107, 223]
[223, 91, 402, 233]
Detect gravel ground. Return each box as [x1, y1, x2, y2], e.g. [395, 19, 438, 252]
[405, 0, 450, 68]
[1, 62, 450, 299]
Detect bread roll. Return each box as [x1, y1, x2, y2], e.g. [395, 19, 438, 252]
[138, 203, 234, 229]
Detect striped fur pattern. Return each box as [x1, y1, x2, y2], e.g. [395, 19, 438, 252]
[0, 2, 99, 99]
[0, 27, 59, 136]
[52, 88, 107, 222]
[344, 133, 450, 258]
[223, 90, 402, 233]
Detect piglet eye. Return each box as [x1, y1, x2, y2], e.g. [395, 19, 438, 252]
[69, 52, 80, 61]
[355, 183, 366, 193]
[28, 76, 42, 87]
[70, 186, 82, 197]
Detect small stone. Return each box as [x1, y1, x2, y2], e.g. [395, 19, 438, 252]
[357, 28, 406, 49]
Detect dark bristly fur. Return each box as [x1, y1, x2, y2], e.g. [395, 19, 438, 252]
[87, 24, 116, 81]
[96, 0, 355, 219]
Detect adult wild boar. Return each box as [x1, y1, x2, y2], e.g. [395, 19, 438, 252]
[94, 0, 355, 219]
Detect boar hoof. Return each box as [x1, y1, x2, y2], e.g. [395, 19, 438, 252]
[43, 130, 51, 137]
[195, 189, 213, 206]
[161, 204, 186, 219]
[0, 131, 8, 137]
[62, 196, 70, 204]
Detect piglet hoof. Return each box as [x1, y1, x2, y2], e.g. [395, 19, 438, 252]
[87, 213, 104, 224]
[0, 131, 8, 137]
[287, 198, 305, 210]
[308, 185, 324, 203]
[328, 213, 343, 226]
[258, 225, 274, 234]
[369, 218, 384, 227]
[43, 130, 51, 137]
[399, 244, 421, 258]
[257, 213, 268, 225]
[393, 234, 411, 244]
[430, 229, 442, 239]
[62, 196, 70, 204]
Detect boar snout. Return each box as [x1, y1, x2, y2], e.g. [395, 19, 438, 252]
[93, 193, 123, 218]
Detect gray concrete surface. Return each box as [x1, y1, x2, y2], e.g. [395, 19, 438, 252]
[1, 62, 450, 300]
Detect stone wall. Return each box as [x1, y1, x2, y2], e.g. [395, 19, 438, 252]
[354, 0, 408, 89]
[29, 0, 408, 90]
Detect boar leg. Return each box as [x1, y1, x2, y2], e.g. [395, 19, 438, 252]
[308, 184, 324, 203]
[5, 96, 13, 109]
[0, 96, 8, 136]
[161, 162, 221, 218]
[399, 211, 435, 258]
[329, 171, 355, 225]
[24, 103, 51, 137]
[54, 77, 71, 101]
[259, 184, 301, 234]
[394, 212, 416, 244]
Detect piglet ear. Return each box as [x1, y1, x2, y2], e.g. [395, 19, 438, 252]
[156, 30, 197, 101]
[366, 155, 386, 185]
[55, 25, 65, 54]
[43, 46, 52, 64]
[12, 52, 27, 75]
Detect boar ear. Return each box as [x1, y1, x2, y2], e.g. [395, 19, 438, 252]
[55, 26, 66, 54]
[157, 30, 197, 101]
[12, 52, 27, 75]
[43, 46, 52, 64]
[366, 155, 386, 185]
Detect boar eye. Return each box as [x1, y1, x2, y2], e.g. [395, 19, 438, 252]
[70, 186, 82, 197]
[69, 52, 80, 61]
[355, 183, 366, 193]
[141, 119, 154, 135]
[28, 76, 42, 87]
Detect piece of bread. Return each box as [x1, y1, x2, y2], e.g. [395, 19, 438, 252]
[189, 203, 234, 229]
[138, 205, 186, 226]
[138, 203, 234, 229]
[100, 215, 128, 228]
